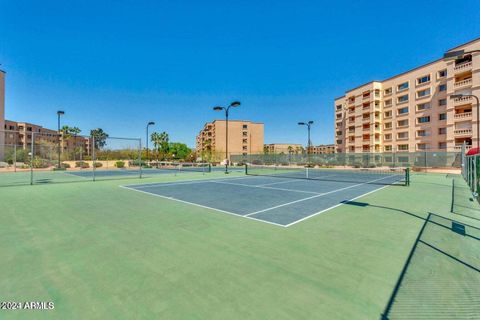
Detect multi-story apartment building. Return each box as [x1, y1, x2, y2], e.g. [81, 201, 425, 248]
[3, 120, 91, 156]
[196, 120, 264, 161]
[264, 143, 303, 154]
[0, 70, 5, 160]
[334, 38, 480, 153]
[308, 144, 336, 154]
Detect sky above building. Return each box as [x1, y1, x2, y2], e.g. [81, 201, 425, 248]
[1, 0, 479, 147]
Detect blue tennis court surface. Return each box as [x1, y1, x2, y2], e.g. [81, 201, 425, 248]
[122, 174, 403, 227]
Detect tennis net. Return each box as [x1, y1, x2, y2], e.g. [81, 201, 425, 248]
[155, 162, 211, 173]
[245, 164, 409, 186]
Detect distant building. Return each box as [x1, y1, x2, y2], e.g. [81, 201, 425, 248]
[308, 144, 336, 154]
[3, 120, 91, 156]
[264, 143, 303, 154]
[196, 120, 264, 161]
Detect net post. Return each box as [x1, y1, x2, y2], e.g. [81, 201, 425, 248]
[405, 167, 410, 186]
[245, 163, 248, 175]
[208, 163, 212, 173]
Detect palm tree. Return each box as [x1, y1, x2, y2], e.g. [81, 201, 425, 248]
[151, 131, 169, 161]
[70, 127, 82, 160]
[90, 128, 109, 149]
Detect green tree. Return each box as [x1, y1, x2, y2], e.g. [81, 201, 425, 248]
[90, 128, 109, 149]
[168, 142, 191, 160]
[70, 127, 82, 160]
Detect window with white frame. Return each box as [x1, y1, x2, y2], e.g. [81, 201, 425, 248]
[417, 75, 430, 85]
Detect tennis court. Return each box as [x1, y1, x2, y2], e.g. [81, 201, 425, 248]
[123, 166, 408, 227]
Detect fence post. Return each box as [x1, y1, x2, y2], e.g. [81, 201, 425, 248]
[92, 136, 96, 182]
[30, 132, 34, 185]
[139, 138, 142, 179]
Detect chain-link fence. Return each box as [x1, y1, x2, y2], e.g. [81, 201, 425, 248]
[0, 131, 145, 186]
[230, 151, 462, 171]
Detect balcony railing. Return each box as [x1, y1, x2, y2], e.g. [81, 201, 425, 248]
[454, 78, 472, 88]
[454, 144, 472, 151]
[454, 61, 472, 72]
[454, 128, 473, 136]
[454, 112, 472, 120]
[453, 96, 473, 105]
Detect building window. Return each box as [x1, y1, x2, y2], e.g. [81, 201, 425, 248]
[417, 88, 431, 98]
[242, 131, 248, 137]
[336, 105, 342, 111]
[417, 130, 427, 137]
[417, 103, 431, 111]
[438, 142, 447, 149]
[417, 143, 427, 150]
[439, 84, 447, 92]
[384, 111, 392, 118]
[384, 134, 392, 140]
[397, 82, 409, 92]
[418, 116, 430, 124]
[397, 107, 409, 115]
[242, 124, 248, 129]
[384, 87, 392, 95]
[384, 122, 392, 129]
[242, 139, 248, 143]
[397, 94, 409, 103]
[439, 113, 447, 120]
[417, 75, 430, 85]
[398, 144, 409, 151]
[398, 132, 409, 139]
[242, 146, 248, 151]
[438, 69, 447, 78]
[439, 127, 447, 134]
[384, 145, 392, 151]
[438, 99, 447, 106]
[397, 119, 409, 127]
[385, 99, 392, 107]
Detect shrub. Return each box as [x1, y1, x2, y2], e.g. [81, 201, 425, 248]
[61, 163, 71, 169]
[94, 162, 103, 168]
[115, 161, 125, 168]
[31, 157, 50, 169]
[353, 163, 362, 168]
[75, 161, 89, 168]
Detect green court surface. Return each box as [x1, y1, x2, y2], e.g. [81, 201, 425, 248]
[0, 171, 479, 319]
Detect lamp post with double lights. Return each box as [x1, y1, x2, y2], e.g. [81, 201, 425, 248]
[213, 101, 241, 173]
[298, 121, 314, 166]
[146, 121, 155, 163]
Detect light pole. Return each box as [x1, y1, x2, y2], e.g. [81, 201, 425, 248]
[450, 94, 480, 150]
[298, 121, 314, 166]
[57, 110, 65, 169]
[146, 121, 155, 163]
[213, 101, 241, 173]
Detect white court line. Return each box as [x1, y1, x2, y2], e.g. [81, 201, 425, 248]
[119, 185, 287, 228]
[123, 175, 259, 189]
[244, 174, 397, 217]
[211, 180, 322, 195]
[284, 185, 390, 227]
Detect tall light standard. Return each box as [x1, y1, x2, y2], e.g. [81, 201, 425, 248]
[213, 101, 241, 173]
[298, 121, 314, 166]
[146, 121, 155, 163]
[450, 94, 480, 150]
[57, 110, 65, 169]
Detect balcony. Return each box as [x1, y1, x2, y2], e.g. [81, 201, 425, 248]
[454, 61, 472, 72]
[454, 112, 472, 120]
[454, 78, 472, 88]
[454, 128, 472, 136]
[453, 96, 473, 105]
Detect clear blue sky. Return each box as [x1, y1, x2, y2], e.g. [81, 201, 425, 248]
[1, 0, 479, 148]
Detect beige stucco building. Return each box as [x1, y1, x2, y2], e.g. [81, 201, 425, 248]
[0, 70, 5, 160]
[334, 38, 480, 153]
[264, 143, 303, 154]
[308, 144, 336, 154]
[196, 120, 264, 161]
